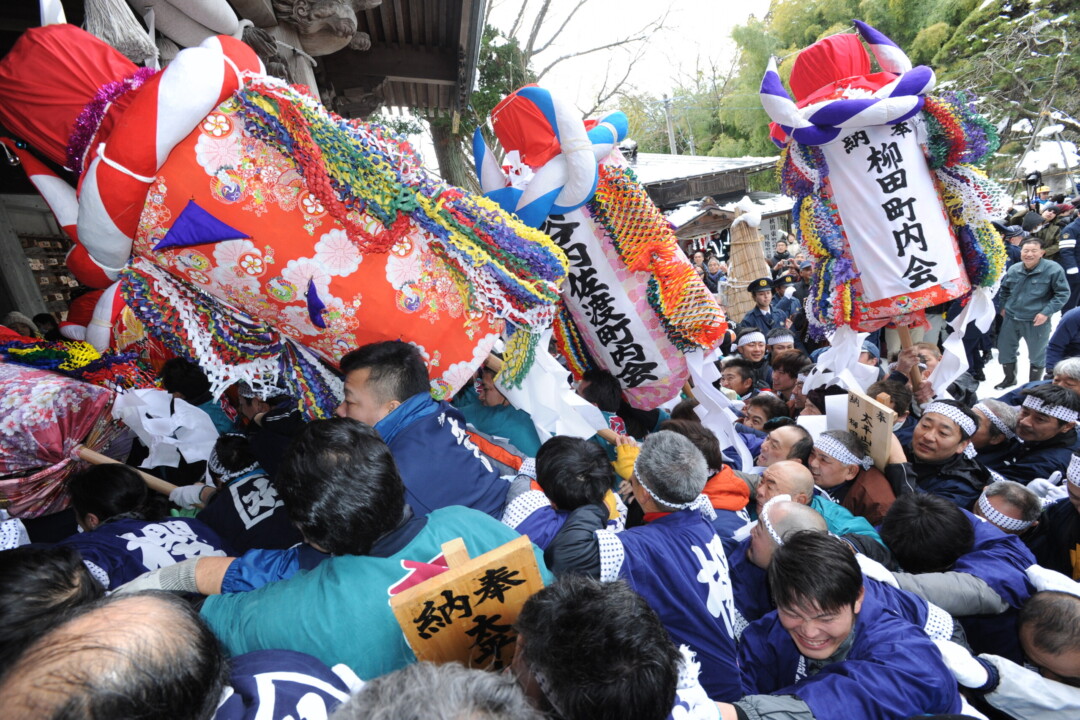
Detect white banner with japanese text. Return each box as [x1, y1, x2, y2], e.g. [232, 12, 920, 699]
[822, 121, 960, 302]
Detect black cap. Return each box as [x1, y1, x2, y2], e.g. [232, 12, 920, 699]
[774, 274, 796, 287]
[748, 277, 772, 293]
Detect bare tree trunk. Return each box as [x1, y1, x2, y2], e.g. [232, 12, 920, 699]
[430, 122, 480, 192]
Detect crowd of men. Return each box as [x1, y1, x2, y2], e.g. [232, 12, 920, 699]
[3, 192, 1080, 719]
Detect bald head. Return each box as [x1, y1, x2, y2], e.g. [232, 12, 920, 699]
[748, 500, 828, 569]
[757, 425, 812, 467]
[0, 592, 226, 720]
[756, 460, 815, 508]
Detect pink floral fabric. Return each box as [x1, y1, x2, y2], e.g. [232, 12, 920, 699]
[0, 363, 116, 517]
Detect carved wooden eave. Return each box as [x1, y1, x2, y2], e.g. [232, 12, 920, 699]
[319, 0, 486, 119]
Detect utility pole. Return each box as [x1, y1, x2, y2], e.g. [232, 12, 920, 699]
[663, 94, 677, 155]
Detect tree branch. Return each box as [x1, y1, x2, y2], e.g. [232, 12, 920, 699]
[508, 0, 531, 40]
[535, 32, 650, 81]
[524, 0, 552, 59]
[531, 0, 589, 56]
[532, 9, 668, 82]
[584, 43, 646, 117]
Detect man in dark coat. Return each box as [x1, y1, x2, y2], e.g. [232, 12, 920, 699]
[983, 384, 1080, 487]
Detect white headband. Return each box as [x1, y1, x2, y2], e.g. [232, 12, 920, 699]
[632, 466, 699, 511]
[767, 334, 795, 346]
[978, 492, 1035, 532]
[1023, 395, 1080, 424]
[814, 435, 872, 470]
[737, 332, 766, 347]
[974, 403, 1017, 440]
[923, 402, 977, 437]
[1068, 454, 1080, 488]
[206, 453, 261, 487]
[760, 493, 793, 546]
[964, 443, 978, 459]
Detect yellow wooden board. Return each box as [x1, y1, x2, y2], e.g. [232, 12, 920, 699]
[390, 534, 543, 670]
[846, 389, 897, 471]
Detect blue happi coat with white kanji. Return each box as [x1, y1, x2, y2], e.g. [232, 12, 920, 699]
[739, 604, 962, 720]
[214, 649, 361, 720]
[197, 469, 301, 554]
[601, 509, 741, 701]
[60, 516, 230, 590]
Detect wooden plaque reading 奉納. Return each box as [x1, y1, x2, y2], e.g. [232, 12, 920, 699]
[390, 535, 544, 670]
[846, 389, 897, 471]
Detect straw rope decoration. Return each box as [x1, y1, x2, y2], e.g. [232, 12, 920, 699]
[587, 164, 727, 351]
[233, 75, 568, 387]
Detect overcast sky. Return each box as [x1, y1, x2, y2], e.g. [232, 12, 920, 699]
[486, 0, 773, 114]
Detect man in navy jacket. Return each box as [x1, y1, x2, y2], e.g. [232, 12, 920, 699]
[336, 340, 509, 519]
[1056, 215, 1080, 312]
[983, 384, 1080, 487]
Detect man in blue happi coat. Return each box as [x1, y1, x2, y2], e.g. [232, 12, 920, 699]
[718, 532, 963, 720]
[544, 430, 742, 701]
[982, 384, 1080, 487]
[878, 492, 1036, 662]
[59, 464, 229, 591]
[501, 436, 624, 554]
[730, 497, 957, 644]
[936, 589, 1080, 720]
[510, 575, 719, 720]
[335, 340, 510, 519]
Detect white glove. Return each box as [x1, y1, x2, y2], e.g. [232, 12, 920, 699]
[113, 557, 201, 595]
[1025, 564, 1080, 598]
[933, 639, 990, 689]
[169, 483, 207, 509]
[856, 553, 899, 588]
[1027, 471, 1063, 499]
[784, 286, 796, 298]
[1043, 485, 1069, 505]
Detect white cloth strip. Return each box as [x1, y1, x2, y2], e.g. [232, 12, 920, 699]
[974, 403, 1016, 440]
[760, 493, 792, 546]
[1068, 453, 1080, 488]
[923, 401, 977, 436]
[978, 492, 1034, 532]
[767, 334, 795, 346]
[633, 464, 699, 510]
[737, 332, 766, 347]
[814, 434, 873, 470]
[1023, 395, 1079, 424]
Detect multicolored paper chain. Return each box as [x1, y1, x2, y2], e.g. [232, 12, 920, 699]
[0, 339, 154, 391]
[278, 339, 343, 420]
[587, 164, 727, 351]
[922, 93, 999, 170]
[552, 303, 595, 381]
[121, 258, 283, 394]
